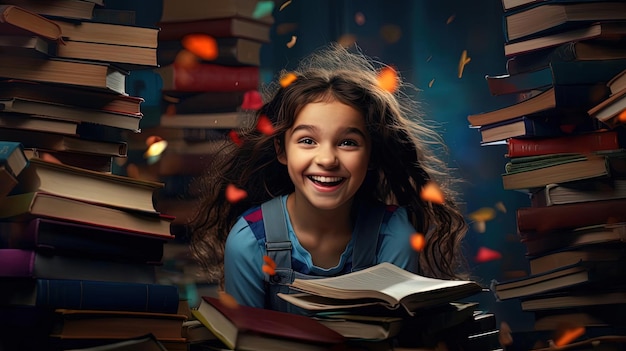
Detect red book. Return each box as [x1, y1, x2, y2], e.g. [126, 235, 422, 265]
[157, 63, 259, 93]
[192, 296, 346, 351]
[157, 17, 271, 43]
[517, 198, 626, 234]
[507, 129, 621, 157]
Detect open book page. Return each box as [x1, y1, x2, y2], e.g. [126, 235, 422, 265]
[289, 262, 479, 306]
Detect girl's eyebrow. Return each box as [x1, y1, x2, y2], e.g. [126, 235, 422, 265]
[292, 125, 367, 138]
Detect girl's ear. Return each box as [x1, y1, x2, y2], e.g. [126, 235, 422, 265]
[275, 138, 287, 165]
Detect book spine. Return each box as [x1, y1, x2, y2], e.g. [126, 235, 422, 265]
[161, 64, 259, 92]
[516, 198, 626, 233]
[507, 130, 620, 157]
[35, 279, 180, 314]
[0, 249, 35, 277]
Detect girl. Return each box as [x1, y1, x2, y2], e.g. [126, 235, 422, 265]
[189, 43, 468, 312]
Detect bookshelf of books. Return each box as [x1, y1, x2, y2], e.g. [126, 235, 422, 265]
[469, 0, 626, 349]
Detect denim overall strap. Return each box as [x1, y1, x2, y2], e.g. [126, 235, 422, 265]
[261, 197, 294, 310]
[351, 203, 386, 272]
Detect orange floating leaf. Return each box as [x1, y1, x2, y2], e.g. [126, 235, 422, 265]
[286, 35, 297, 48]
[240, 90, 263, 110]
[377, 66, 398, 93]
[225, 183, 248, 203]
[354, 12, 366, 25]
[182, 34, 218, 61]
[279, 0, 292, 11]
[428, 78, 435, 88]
[262, 264, 276, 275]
[420, 181, 445, 204]
[174, 49, 198, 68]
[279, 72, 297, 87]
[473, 220, 486, 233]
[410, 233, 426, 252]
[474, 246, 502, 263]
[446, 14, 456, 24]
[458, 50, 471, 79]
[218, 291, 239, 309]
[228, 129, 243, 146]
[495, 201, 507, 213]
[555, 326, 585, 347]
[256, 115, 275, 135]
[263, 255, 277, 269]
[619, 109, 626, 123]
[468, 207, 496, 222]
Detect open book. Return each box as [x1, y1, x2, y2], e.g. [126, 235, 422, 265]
[278, 262, 483, 316]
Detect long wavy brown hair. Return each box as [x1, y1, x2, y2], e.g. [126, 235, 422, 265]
[188, 43, 468, 284]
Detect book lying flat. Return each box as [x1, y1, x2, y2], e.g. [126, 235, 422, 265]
[278, 262, 483, 316]
[521, 222, 626, 256]
[521, 289, 626, 311]
[530, 178, 626, 207]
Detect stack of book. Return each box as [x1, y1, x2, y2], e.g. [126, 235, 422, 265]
[469, 0, 626, 349]
[0, 1, 189, 350]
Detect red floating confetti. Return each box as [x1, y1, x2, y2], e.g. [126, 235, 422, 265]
[410, 233, 425, 252]
[263, 255, 277, 269]
[474, 246, 502, 263]
[182, 34, 218, 61]
[420, 181, 445, 204]
[240, 90, 263, 110]
[262, 264, 276, 276]
[225, 183, 247, 203]
[256, 115, 275, 135]
[555, 326, 585, 347]
[228, 129, 243, 146]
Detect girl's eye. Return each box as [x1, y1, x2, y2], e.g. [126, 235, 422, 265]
[298, 138, 315, 145]
[340, 140, 358, 147]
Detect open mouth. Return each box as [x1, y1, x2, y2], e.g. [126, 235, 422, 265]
[308, 175, 345, 187]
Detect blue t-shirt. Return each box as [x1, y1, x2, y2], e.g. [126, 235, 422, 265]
[224, 195, 418, 308]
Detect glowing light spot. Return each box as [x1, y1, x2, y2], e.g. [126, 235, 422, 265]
[619, 109, 626, 123]
[279, 72, 297, 87]
[279, 0, 292, 11]
[256, 115, 275, 135]
[286, 35, 297, 48]
[555, 327, 585, 347]
[228, 130, 243, 146]
[240, 90, 263, 110]
[473, 221, 486, 233]
[379, 24, 402, 44]
[446, 14, 456, 24]
[377, 66, 398, 93]
[428, 78, 435, 88]
[145, 135, 163, 147]
[474, 246, 502, 263]
[458, 50, 471, 78]
[252, 1, 274, 19]
[182, 34, 218, 61]
[144, 140, 168, 158]
[337, 34, 357, 48]
[410, 233, 425, 252]
[218, 291, 239, 309]
[225, 183, 247, 203]
[262, 264, 276, 275]
[495, 201, 507, 213]
[420, 181, 445, 204]
[469, 207, 496, 222]
[263, 255, 277, 269]
[174, 49, 198, 68]
[39, 152, 61, 164]
[354, 12, 366, 25]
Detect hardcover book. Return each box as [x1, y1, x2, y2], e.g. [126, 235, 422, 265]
[521, 222, 626, 256]
[529, 178, 626, 206]
[157, 63, 260, 93]
[191, 296, 346, 351]
[0, 140, 28, 177]
[0, 0, 96, 20]
[0, 4, 63, 41]
[157, 17, 271, 43]
[52, 19, 159, 48]
[157, 37, 262, 67]
[506, 129, 622, 157]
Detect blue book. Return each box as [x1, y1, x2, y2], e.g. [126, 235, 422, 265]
[1, 278, 179, 314]
[0, 140, 28, 177]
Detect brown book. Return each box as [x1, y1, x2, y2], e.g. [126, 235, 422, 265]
[159, 110, 255, 129]
[0, 127, 128, 157]
[55, 40, 157, 68]
[0, 96, 141, 131]
[158, 17, 271, 43]
[24, 148, 113, 173]
[160, 0, 272, 24]
[17, 157, 163, 213]
[0, 191, 174, 238]
[588, 85, 626, 127]
[50, 309, 187, 341]
[157, 37, 262, 67]
[521, 289, 626, 312]
[609, 68, 626, 95]
[521, 223, 626, 257]
[0, 4, 63, 41]
[0, 79, 143, 115]
[192, 296, 345, 351]
[528, 245, 626, 275]
[0, 34, 50, 56]
[0, 55, 127, 94]
[1, 0, 95, 20]
[530, 178, 626, 207]
[52, 19, 159, 48]
[517, 198, 626, 234]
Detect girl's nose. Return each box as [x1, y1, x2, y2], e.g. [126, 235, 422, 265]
[315, 146, 339, 168]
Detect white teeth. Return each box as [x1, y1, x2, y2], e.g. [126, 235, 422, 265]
[310, 176, 343, 183]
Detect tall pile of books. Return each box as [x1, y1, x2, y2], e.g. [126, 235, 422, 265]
[121, 0, 275, 309]
[468, 0, 626, 349]
[0, 1, 189, 350]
